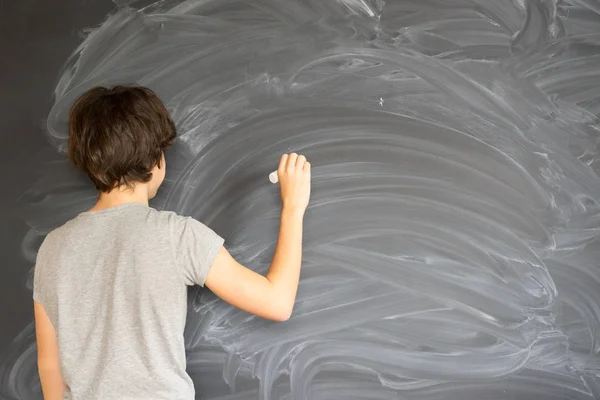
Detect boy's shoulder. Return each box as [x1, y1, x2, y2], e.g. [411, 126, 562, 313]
[37, 206, 205, 251]
[38, 217, 75, 252]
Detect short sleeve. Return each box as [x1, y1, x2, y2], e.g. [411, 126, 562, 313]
[32, 233, 56, 315]
[32, 252, 46, 304]
[170, 215, 224, 286]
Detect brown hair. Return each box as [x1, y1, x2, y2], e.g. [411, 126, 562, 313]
[68, 85, 176, 192]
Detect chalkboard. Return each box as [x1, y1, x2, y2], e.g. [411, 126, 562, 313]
[2, 0, 600, 399]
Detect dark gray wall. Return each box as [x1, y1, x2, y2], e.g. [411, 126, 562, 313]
[2, 1, 600, 399]
[0, 0, 113, 367]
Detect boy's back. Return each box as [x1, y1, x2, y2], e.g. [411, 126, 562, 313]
[34, 202, 223, 399]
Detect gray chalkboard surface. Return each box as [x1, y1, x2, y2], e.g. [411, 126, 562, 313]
[2, 0, 600, 399]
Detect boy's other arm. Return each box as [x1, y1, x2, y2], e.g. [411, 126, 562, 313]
[34, 301, 67, 400]
[205, 153, 310, 322]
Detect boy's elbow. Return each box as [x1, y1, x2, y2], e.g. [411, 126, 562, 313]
[267, 301, 293, 322]
[272, 308, 292, 322]
[264, 284, 295, 321]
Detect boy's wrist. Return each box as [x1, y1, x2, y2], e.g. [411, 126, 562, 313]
[281, 206, 305, 219]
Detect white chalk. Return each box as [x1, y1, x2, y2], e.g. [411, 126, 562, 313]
[269, 170, 278, 184]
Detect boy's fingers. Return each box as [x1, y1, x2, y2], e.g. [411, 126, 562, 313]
[287, 153, 298, 170]
[303, 161, 311, 172]
[296, 155, 306, 169]
[279, 154, 288, 171]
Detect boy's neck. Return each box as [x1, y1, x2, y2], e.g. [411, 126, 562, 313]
[90, 184, 150, 212]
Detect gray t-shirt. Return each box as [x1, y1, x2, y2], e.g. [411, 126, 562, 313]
[33, 202, 224, 400]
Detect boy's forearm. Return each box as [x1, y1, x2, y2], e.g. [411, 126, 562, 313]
[266, 207, 304, 315]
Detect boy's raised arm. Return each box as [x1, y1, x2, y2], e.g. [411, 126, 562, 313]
[205, 153, 311, 321]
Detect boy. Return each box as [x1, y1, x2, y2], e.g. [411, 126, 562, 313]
[33, 85, 311, 399]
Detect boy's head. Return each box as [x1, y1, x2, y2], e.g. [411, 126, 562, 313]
[68, 85, 176, 198]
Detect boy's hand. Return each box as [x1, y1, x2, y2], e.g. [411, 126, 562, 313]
[278, 153, 311, 214]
